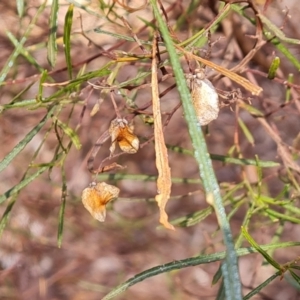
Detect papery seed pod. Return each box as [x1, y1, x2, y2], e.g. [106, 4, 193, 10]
[186, 68, 219, 125]
[109, 118, 139, 155]
[82, 182, 120, 222]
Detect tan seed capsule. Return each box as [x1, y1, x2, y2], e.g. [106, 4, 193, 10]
[109, 118, 139, 155]
[186, 68, 219, 125]
[82, 182, 120, 222]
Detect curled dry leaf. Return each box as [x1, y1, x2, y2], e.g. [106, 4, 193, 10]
[186, 68, 219, 125]
[109, 118, 139, 155]
[82, 182, 120, 222]
[151, 34, 174, 230]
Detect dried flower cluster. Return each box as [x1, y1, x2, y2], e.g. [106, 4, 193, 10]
[109, 118, 139, 155]
[82, 118, 139, 222]
[82, 182, 120, 222]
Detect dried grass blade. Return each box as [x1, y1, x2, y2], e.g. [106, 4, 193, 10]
[151, 34, 174, 230]
[175, 44, 262, 96]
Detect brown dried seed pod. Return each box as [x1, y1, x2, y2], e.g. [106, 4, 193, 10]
[186, 69, 219, 125]
[109, 118, 140, 155]
[82, 182, 120, 222]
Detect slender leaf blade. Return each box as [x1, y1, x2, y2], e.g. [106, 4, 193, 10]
[47, 0, 59, 67]
[238, 117, 254, 146]
[55, 118, 82, 150]
[63, 4, 74, 79]
[0, 166, 48, 204]
[0, 1, 47, 84]
[242, 226, 281, 269]
[16, 0, 25, 17]
[149, 1, 242, 299]
[57, 168, 67, 248]
[267, 57, 280, 79]
[0, 107, 55, 173]
[103, 242, 300, 299]
[0, 197, 17, 237]
[243, 271, 281, 300]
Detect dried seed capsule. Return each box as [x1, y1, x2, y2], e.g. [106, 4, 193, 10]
[186, 68, 219, 125]
[82, 182, 120, 222]
[109, 118, 140, 155]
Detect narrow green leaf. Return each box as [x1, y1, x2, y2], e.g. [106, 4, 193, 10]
[6, 89, 89, 117]
[242, 226, 281, 269]
[269, 37, 300, 71]
[212, 267, 223, 286]
[255, 155, 263, 197]
[0, 150, 57, 234]
[0, 166, 48, 204]
[267, 57, 280, 79]
[179, 2, 232, 48]
[47, 0, 59, 67]
[102, 242, 300, 300]
[258, 14, 300, 45]
[243, 271, 281, 300]
[176, 0, 202, 30]
[119, 71, 152, 87]
[54, 118, 82, 150]
[63, 4, 74, 79]
[57, 168, 67, 248]
[6, 82, 35, 106]
[1, 99, 41, 111]
[37, 70, 49, 101]
[255, 155, 263, 184]
[16, 0, 25, 17]
[94, 28, 147, 44]
[96, 173, 202, 184]
[68, 67, 111, 84]
[6, 31, 43, 72]
[68, 0, 104, 18]
[0, 197, 17, 237]
[44, 67, 111, 102]
[167, 145, 280, 168]
[265, 209, 300, 224]
[171, 206, 213, 227]
[289, 270, 300, 286]
[267, 220, 284, 257]
[137, 16, 156, 30]
[240, 102, 264, 117]
[283, 203, 300, 215]
[0, 1, 47, 84]
[285, 73, 294, 102]
[238, 117, 254, 146]
[0, 107, 55, 173]
[231, 5, 300, 71]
